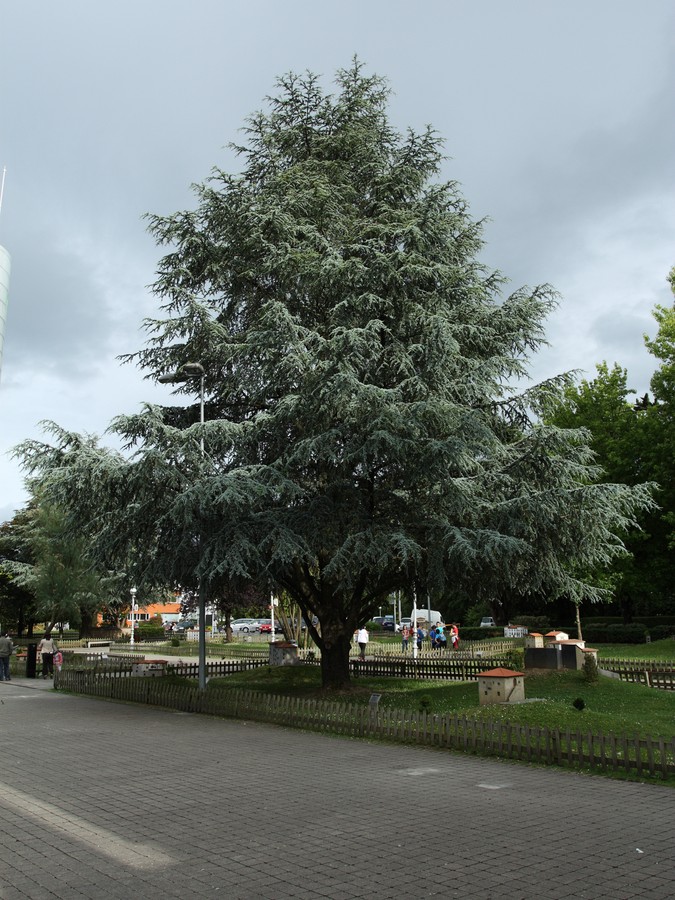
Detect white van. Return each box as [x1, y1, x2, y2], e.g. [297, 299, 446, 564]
[413, 609, 444, 626]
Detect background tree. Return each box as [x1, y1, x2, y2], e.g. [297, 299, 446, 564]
[544, 268, 675, 622]
[0, 508, 38, 636]
[2, 498, 112, 636]
[17, 63, 653, 687]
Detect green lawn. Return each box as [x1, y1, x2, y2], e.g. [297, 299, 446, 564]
[208, 663, 675, 742]
[596, 638, 675, 662]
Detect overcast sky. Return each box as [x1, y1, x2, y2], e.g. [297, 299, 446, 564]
[1, 0, 674, 524]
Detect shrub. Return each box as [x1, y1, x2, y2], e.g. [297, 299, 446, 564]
[512, 616, 551, 632]
[572, 697, 585, 711]
[170, 637, 181, 647]
[606, 623, 649, 644]
[136, 623, 166, 642]
[461, 626, 503, 641]
[646, 625, 675, 641]
[583, 654, 599, 683]
[503, 648, 525, 671]
[418, 694, 432, 712]
[583, 623, 649, 644]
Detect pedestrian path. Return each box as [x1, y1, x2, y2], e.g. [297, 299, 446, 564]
[1, 680, 673, 898]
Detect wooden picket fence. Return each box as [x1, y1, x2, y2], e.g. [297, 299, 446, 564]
[600, 658, 675, 691]
[60, 656, 269, 678]
[351, 657, 503, 680]
[54, 671, 675, 780]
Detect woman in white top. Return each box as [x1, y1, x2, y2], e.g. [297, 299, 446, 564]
[356, 627, 369, 660]
[37, 632, 58, 679]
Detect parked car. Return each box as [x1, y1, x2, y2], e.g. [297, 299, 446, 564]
[382, 616, 396, 632]
[371, 616, 386, 627]
[480, 617, 497, 628]
[230, 618, 260, 634]
[395, 617, 413, 633]
[175, 619, 198, 631]
[256, 619, 284, 634]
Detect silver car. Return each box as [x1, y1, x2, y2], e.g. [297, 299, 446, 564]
[230, 618, 260, 634]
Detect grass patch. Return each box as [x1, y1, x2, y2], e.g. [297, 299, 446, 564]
[596, 638, 675, 662]
[203, 664, 675, 741]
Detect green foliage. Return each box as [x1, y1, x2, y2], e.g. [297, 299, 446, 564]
[136, 622, 166, 642]
[512, 615, 551, 632]
[418, 694, 433, 712]
[0, 509, 37, 633]
[572, 697, 586, 711]
[461, 626, 502, 640]
[582, 654, 599, 683]
[584, 623, 649, 644]
[463, 602, 491, 627]
[647, 625, 675, 641]
[1, 498, 113, 635]
[503, 647, 525, 671]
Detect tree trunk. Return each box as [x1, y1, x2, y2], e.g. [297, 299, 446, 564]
[319, 633, 352, 689]
[79, 609, 96, 639]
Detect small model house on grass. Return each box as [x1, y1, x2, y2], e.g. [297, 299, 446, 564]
[269, 641, 299, 666]
[478, 668, 525, 706]
[524, 632, 544, 649]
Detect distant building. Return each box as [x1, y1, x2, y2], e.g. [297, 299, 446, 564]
[0, 243, 10, 382]
[504, 624, 528, 638]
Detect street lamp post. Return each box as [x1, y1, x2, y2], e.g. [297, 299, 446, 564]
[158, 362, 207, 689]
[129, 586, 137, 646]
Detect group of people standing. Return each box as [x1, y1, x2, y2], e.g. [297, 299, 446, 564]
[401, 622, 460, 652]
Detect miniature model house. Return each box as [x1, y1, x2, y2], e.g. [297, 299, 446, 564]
[504, 624, 528, 638]
[524, 632, 544, 648]
[477, 667, 525, 705]
[545, 630, 569, 642]
[269, 641, 299, 666]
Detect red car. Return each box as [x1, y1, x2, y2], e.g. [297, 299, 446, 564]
[257, 619, 283, 634]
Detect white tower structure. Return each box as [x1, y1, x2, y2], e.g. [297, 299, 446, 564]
[0, 167, 10, 382]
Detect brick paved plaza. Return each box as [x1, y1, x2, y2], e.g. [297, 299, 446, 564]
[1, 678, 673, 899]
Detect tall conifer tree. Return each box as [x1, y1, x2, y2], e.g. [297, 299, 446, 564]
[18, 64, 652, 687]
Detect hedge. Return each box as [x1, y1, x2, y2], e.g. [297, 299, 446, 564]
[583, 623, 649, 644]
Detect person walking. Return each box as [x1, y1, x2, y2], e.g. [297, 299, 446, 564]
[37, 631, 58, 679]
[0, 632, 14, 681]
[401, 624, 410, 653]
[451, 623, 460, 651]
[357, 626, 369, 661]
[416, 625, 424, 652]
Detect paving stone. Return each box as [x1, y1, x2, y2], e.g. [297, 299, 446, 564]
[1, 678, 674, 898]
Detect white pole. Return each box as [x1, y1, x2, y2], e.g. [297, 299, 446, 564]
[199, 374, 205, 456]
[412, 591, 418, 661]
[270, 592, 276, 642]
[130, 587, 137, 646]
